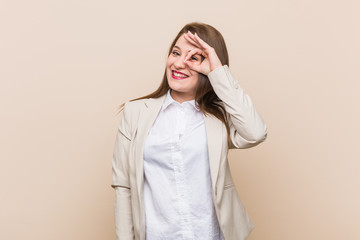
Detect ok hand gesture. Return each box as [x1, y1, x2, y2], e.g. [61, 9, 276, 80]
[183, 31, 223, 76]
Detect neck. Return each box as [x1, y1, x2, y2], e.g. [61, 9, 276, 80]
[170, 89, 195, 103]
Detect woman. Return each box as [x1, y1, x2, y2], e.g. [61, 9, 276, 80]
[111, 22, 267, 240]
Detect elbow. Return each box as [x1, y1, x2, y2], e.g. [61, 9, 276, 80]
[253, 125, 268, 144]
[248, 110, 268, 144]
[245, 124, 268, 145]
[230, 127, 268, 149]
[255, 125, 268, 143]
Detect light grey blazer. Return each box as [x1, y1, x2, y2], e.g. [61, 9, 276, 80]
[111, 65, 268, 240]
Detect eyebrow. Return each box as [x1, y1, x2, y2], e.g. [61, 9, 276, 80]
[173, 45, 192, 52]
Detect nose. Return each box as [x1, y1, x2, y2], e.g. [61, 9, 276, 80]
[174, 55, 186, 69]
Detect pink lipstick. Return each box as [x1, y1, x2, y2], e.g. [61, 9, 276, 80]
[172, 70, 189, 80]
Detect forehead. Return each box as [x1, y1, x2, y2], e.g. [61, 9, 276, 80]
[173, 35, 196, 52]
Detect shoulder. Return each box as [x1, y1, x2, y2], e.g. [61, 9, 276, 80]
[121, 95, 165, 118]
[121, 98, 147, 120]
[117, 99, 147, 137]
[123, 98, 147, 112]
[118, 95, 165, 134]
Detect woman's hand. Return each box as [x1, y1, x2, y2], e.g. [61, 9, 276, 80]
[183, 31, 223, 75]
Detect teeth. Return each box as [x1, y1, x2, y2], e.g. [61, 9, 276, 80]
[173, 71, 188, 78]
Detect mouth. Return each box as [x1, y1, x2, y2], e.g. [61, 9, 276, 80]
[171, 70, 189, 80]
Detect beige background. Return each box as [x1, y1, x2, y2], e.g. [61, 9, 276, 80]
[1, 0, 359, 239]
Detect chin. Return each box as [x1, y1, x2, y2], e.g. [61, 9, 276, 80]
[168, 83, 187, 93]
[166, 71, 198, 97]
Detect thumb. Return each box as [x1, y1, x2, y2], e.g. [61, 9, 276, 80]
[185, 61, 201, 73]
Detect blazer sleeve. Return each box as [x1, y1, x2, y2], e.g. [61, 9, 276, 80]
[207, 65, 268, 149]
[111, 102, 135, 239]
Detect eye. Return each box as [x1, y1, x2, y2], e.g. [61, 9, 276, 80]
[190, 56, 198, 61]
[172, 51, 180, 56]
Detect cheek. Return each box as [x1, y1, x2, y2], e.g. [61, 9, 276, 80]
[166, 56, 175, 66]
[191, 74, 199, 84]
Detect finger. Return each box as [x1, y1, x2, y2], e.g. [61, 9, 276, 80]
[183, 48, 204, 62]
[185, 31, 200, 44]
[183, 35, 209, 62]
[184, 59, 201, 73]
[187, 33, 213, 56]
[188, 48, 208, 61]
[193, 33, 213, 51]
[183, 33, 201, 48]
[184, 33, 201, 48]
[186, 30, 197, 39]
[186, 32, 204, 49]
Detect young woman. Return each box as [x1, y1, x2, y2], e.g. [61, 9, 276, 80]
[111, 22, 267, 240]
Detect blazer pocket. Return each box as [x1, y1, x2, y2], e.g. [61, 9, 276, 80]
[224, 183, 235, 190]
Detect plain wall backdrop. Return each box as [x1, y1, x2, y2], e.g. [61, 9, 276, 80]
[1, 0, 359, 239]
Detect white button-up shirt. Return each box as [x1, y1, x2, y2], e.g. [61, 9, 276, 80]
[143, 90, 225, 240]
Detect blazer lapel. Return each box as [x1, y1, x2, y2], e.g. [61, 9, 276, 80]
[204, 113, 223, 191]
[134, 95, 166, 202]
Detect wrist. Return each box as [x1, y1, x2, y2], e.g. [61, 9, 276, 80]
[209, 64, 224, 73]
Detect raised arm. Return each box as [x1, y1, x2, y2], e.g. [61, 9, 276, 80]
[208, 65, 267, 149]
[183, 31, 267, 149]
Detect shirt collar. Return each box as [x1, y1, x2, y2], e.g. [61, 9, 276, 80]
[161, 89, 200, 112]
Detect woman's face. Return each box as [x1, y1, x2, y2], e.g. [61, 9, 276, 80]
[166, 34, 202, 102]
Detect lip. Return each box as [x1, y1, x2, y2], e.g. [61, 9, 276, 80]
[171, 70, 189, 79]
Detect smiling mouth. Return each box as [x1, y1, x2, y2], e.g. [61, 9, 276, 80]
[172, 70, 189, 79]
